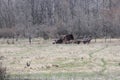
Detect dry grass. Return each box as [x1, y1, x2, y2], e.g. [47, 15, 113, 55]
[0, 38, 120, 79]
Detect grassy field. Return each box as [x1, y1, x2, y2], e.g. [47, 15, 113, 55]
[0, 38, 120, 80]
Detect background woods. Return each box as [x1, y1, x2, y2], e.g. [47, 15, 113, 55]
[0, 0, 120, 39]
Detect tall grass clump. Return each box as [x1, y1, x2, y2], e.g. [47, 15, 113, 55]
[0, 63, 9, 80]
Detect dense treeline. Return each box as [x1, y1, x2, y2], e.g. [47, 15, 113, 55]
[0, 0, 120, 39]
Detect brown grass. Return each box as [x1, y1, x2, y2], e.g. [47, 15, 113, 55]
[0, 38, 120, 76]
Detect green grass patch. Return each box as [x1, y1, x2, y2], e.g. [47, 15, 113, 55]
[10, 72, 102, 79]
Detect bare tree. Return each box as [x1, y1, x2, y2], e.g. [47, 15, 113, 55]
[0, 0, 120, 39]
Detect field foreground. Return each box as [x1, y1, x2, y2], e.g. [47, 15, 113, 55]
[0, 39, 120, 79]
